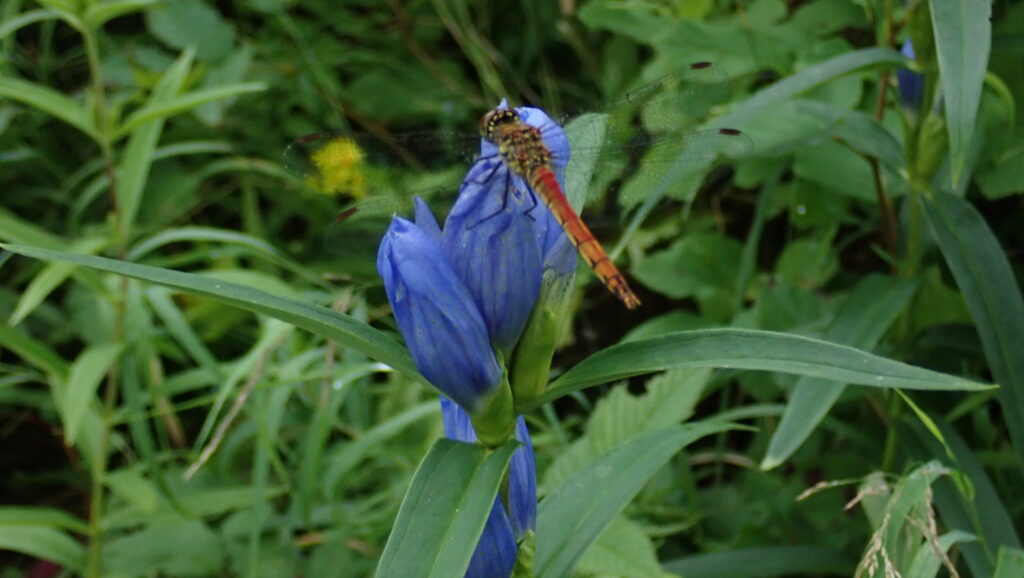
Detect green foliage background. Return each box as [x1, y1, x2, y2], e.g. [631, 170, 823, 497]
[1, 0, 1022, 576]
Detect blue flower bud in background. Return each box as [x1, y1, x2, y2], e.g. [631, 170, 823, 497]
[442, 397, 536, 578]
[377, 200, 502, 412]
[898, 39, 924, 110]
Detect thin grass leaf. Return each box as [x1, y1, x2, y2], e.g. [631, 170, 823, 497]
[527, 328, 990, 411]
[82, 0, 160, 29]
[714, 47, 907, 127]
[115, 83, 267, 138]
[63, 344, 122, 446]
[0, 8, 61, 39]
[930, 0, 992, 186]
[922, 191, 1024, 468]
[0, 322, 69, 378]
[8, 236, 107, 326]
[662, 545, 855, 577]
[0, 507, 89, 534]
[117, 48, 193, 238]
[906, 530, 976, 578]
[0, 526, 85, 571]
[0, 76, 96, 139]
[0, 244, 420, 381]
[995, 546, 1024, 578]
[376, 439, 517, 578]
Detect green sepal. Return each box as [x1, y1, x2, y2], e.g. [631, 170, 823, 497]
[512, 530, 536, 578]
[510, 267, 574, 413]
[470, 358, 516, 447]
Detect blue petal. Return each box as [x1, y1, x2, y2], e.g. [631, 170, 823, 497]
[443, 156, 543, 355]
[378, 217, 501, 410]
[508, 416, 537, 539]
[465, 499, 517, 578]
[897, 40, 923, 110]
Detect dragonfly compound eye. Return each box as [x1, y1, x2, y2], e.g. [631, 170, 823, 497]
[480, 108, 519, 139]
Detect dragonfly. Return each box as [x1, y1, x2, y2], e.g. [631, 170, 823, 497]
[284, 61, 753, 307]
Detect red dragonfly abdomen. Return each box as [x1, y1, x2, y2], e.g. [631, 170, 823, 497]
[529, 167, 641, 309]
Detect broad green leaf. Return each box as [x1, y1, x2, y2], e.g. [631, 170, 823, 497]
[145, 0, 235, 61]
[0, 76, 96, 139]
[921, 192, 1024, 468]
[536, 422, 734, 578]
[8, 236, 107, 326]
[575, 516, 666, 578]
[995, 546, 1024, 578]
[117, 49, 193, 240]
[714, 47, 908, 127]
[0, 244, 420, 381]
[527, 328, 990, 411]
[0, 525, 85, 571]
[82, 0, 160, 28]
[103, 516, 223, 576]
[662, 545, 854, 577]
[930, 0, 992, 186]
[115, 83, 266, 138]
[376, 439, 517, 578]
[62, 343, 122, 445]
[762, 275, 918, 470]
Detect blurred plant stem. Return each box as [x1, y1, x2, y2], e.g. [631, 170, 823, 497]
[82, 19, 126, 578]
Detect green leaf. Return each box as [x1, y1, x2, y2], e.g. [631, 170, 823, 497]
[995, 546, 1024, 578]
[535, 423, 734, 578]
[0, 9, 61, 40]
[662, 545, 855, 577]
[376, 439, 517, 578]
[0, 525, 85, 571]
[921, 192, 1024, 468]
[8, 236, 107, 326]
[792, 99, 906, 171]
[0, 243, 420, 382]
[900, 416, 1022, 577]
[104, 516, 223, 576]
[930, 0, 992, 186]
[762, 275, 919, 469]
[0, 506, 89, 534]
[82, 0, 160, 29]
[62, 344, 123, 445]
[715, 47, 908, 127]
[0, 322, 68, 378]
[117, 48, 194, 239]
[145, 0, 234, 61]
[0, 76, 96, 139]
[906, 530, 976, 578]
[115, 83, 266, 138]
[526, 328, 990, 411]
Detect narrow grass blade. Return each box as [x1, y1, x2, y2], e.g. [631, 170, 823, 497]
[995, 546, 1024, 578]
[930, 0, 992, 186]
[0, 526, 85, 571]
[1, 244, 420, 382]
[527, 328, 990, 411]
[376, 439, 517, 578]
[922, 192, 1024, 468]
[662, 545, 855, 577]
[715, 47, 907, 127]
[63, 344, 122, 446]
[536, 422, 734, 578]
[0, 76, 96, 139]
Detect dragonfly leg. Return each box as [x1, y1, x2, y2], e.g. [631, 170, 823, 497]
[467, 167, 518, 230]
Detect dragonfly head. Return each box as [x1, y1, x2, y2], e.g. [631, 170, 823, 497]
[479, 108, 519, 142]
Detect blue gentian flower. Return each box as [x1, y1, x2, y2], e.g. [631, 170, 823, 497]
[441, 397, 536, 578]
[377, 199, 503, 412]
[378, 105, 572, 412]
[898, 39, 924, 110]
